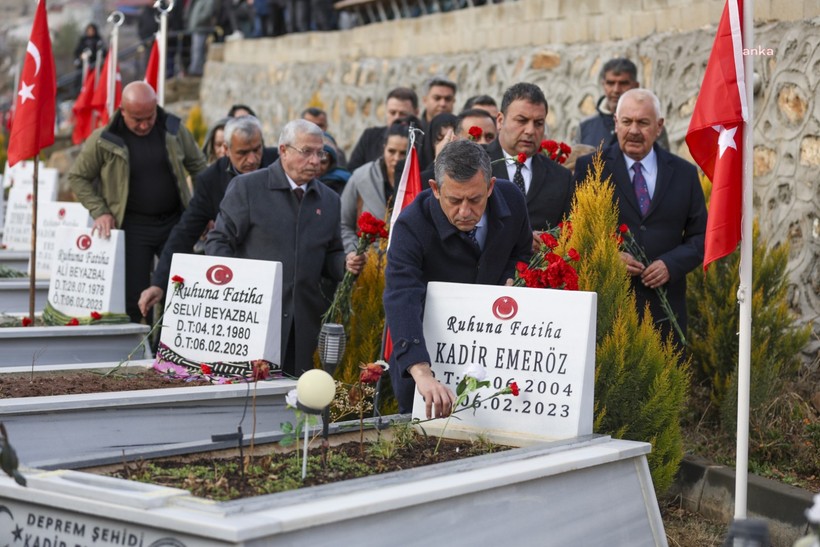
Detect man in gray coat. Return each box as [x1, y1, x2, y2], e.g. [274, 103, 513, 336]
[206, 119, 364, 376]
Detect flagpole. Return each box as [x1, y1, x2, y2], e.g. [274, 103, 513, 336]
[734, 0, 755, 520]
[28, 158, 39, 324]
[155, 0, 173, 107]
[106, 11, 124, 119]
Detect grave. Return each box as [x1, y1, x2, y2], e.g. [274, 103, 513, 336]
[1, 162, 58, 251]
[31, 202, 93, 279]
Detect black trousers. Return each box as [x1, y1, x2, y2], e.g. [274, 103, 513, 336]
[121, 212, 181, 324]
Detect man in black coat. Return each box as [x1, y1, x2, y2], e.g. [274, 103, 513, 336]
[487, 83, 575, 244]
[347, 87, 419, 172]
[137, 115, 277, 316]
[383, 140, 532, 417]
[573, 89, 707, 346]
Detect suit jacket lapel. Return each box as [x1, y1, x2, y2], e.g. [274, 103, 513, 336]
[527, 154, 549, 205]
[648, 145, 673, 218]
[488, 140, 509, 181]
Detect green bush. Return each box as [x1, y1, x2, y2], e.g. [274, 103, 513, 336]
[568, 155, 687, 494]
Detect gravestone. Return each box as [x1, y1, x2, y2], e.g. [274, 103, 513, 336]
[412, 282, 597, 445]
[1, 164, 59, 251]
[48, 227, 125, 317]
[32, 202, 93, 279]
[159, 254, 283, 373]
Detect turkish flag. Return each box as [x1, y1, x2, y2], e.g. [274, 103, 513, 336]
[685, 0, 747, 270]
[383, 142, 423, 360]
[7, 0, 56, 166]
[71, 68, 96, 144]
[91, 49, 122, 126]
[144, 38, 160, 92]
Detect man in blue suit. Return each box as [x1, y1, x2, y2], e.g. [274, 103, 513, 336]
[574, 89, 707, 347]
[383, 139, 532, 418]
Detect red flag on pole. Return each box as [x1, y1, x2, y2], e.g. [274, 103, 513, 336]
[71, 68, 96, 144]
[144, 38, 160, 92]
[383, 139, 423, 360]
[7, 0, 56, 166]
[91, 49, 121, 126]
[685, 0, 747, 270]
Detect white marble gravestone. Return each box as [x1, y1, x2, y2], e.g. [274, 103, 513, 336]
[412, 282, 597, 444]
[160, 254, 283, 367]
[31, 202, 93, 279]
[1, 165, 59, 250]
[48, 228, 125, 317]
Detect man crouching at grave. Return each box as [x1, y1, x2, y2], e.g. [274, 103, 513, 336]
[68, 81, 207, 323]
[206, 119, 365, 377]
[383, 139, 532, 418]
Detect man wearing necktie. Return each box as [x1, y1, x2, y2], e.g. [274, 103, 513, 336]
[383, 140, 532, 417]
[573, 89, 707, 347]
[486, 82, 576, 250]
[206, 119, 365, 376]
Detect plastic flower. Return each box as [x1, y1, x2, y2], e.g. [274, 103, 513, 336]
[359, 360, 388, 384]
[200, 363, 212, 375]
[467, 126, 483, 141]
[90, 311, 102, 320]
[66, 318, 79, 326]
[463, 362, 487, 382]
[252, 360, 271, 381]
[21, 317, 33, 327]
[153, 361, 190, 377]
[285, 389, 299, 408]
[171, 274, 185, 292]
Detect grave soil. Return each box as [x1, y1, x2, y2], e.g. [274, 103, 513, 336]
[0, 369, 210, 398]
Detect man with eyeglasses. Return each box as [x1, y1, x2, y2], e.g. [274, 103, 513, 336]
[207, 119, 365, 377]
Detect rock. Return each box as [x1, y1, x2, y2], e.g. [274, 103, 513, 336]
[531, 50, 561, 70]
[754, 146, 777, 176]
[777, 84, 807, 124]
[799, 135, 820, 166]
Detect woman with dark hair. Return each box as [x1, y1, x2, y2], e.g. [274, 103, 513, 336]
[201, 117, 229, 164]
[74, 23, 106, 67]
[419, 112, 457, 170]
[339, 119, 411, 253]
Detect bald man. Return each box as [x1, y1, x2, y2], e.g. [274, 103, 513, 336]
[69, 81, 207, 323]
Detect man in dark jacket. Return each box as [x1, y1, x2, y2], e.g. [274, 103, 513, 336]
[383, 139, 532, 417]
[347, 87, 419, 172]
[206, 119, 364, 376]
[69, 81, 207, 323]
[138, 115, 276, 316]
[487, 82, 575, 242]
[573, 89, 706, 347]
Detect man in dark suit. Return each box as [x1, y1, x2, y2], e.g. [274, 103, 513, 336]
[384, 140, 532, 418]
[137, 115, 277, 316]
[573, 89, 707, 346]
[206, 119, 365, 376]
[486, 82, 575, 245]
[347, 87, 419, 172]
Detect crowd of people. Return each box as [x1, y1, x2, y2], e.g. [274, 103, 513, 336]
[67, 57, 707, 418]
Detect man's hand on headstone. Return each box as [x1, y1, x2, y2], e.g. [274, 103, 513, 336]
[138, 286, 164, 317]
[409, 363, 455, 419]
[91, 213, 116, 239]
[345, 251, 366, 275]
[640, 260, 670, 289]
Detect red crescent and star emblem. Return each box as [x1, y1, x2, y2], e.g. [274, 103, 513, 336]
[491, 296, 518, 321]
[76, 234, 92, 250]
[58, 207, 66, 219]
[206, 264, 233, 285]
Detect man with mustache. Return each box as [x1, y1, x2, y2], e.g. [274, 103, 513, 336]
[206, 119, 365, 376]
[487, 82, 576, 248]
[573, 89, 706, 348]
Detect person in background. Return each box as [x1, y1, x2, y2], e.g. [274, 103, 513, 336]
[228, 104, 256, 118]
[74, 23, 105, 68]
[347, 87, 419, 172]
[461, 94, 499, 119]
[383, 140, 532, 416]
[576, 57, 669, 150]
[419, 76, 457, 133]
[201, 117, 229, 163]
[419, 112, 457, 170]
[318, 136, 351, 195]
[455, 108, 497, 145]
[69, 81, 207, 323]
[339, 120, 410, 253]
[302, 107, 347, 166]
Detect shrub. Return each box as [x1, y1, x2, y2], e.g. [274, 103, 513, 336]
[566, 154, 688, 494]
[185, 105, 208, 147]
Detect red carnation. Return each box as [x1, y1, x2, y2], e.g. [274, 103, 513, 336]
[559, 220, 573, 237]
[557, 155, 567, 164]
[539, 232, 558, 249]
[516, 153, 527, 164]
[559, 142, 572, 155]
[200, 363, 212, 375]
[618, 224, 629, 233]
[21, 317, 33, 327]
[567, 248, 580, 261]
[90, 311, 102, 320]
[509, 382, 520, 396]
[66, 318, 79, 326]
[541, 140, 559, 154]
[359, 362, 384, 384]
[171, 274, 185, 284]
[468, 126, 483, 140]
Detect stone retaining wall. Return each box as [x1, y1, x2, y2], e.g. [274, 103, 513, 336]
[200, 2, 819, 356]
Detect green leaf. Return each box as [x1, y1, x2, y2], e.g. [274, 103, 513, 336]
[280, 422, 293, 434]
[456, 378, 467, 396]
